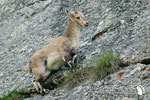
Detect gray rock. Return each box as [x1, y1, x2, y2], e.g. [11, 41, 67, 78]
[0, 0, 150, 99]
[122, 97, 136, 100]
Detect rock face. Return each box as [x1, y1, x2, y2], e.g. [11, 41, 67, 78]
[0, 0, 150, 99]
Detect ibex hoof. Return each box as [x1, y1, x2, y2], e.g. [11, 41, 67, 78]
[38, 89, 49, 95]
[43, 89, 49, 94]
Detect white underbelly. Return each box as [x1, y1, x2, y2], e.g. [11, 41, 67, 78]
[46, 53, 64, 70]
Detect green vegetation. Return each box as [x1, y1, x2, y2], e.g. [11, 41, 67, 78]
[62, 67, 91, 90]
[0, 51, 127, 99]
[90, 52, 122, 81]
[0, 91, 25, 100]
[0, 85, 37, 100]
[62, 51, 127, 90]
[1, 90, 29, 100]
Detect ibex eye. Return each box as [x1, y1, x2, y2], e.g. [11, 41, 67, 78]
[76, 17, 80, 19]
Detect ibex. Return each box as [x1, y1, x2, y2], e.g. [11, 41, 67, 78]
[26, 8, 88, 94]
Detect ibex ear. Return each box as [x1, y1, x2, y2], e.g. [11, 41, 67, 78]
[65, 8, 69, 16]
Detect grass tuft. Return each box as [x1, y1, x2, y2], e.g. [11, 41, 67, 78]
[62, 51, 126, 90]
[0, 85, 37, 100]
[90, 52, 122, 81]
[0, 90, 28, 100]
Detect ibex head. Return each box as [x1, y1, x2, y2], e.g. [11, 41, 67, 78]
[65, 8, 88, 28]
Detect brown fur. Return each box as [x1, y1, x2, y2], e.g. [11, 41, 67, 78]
[26, 9, 88, 94]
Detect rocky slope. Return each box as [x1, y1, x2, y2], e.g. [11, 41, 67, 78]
[0, 0, 150, 100]
[25, 63, 150, 100]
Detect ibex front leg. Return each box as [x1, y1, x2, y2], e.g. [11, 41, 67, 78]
[71, 52, 77, 64]
[63, 52, 77, 71]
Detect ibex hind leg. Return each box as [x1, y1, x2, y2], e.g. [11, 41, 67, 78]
[33, 77, 49, 95]
[32, 80, 40, 93]
[33, 67, 49, 94]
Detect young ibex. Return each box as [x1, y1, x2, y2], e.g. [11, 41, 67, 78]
[26, 8, 88, 94]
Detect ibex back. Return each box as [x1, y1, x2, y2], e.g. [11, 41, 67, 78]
[26, 8, 88, 94]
